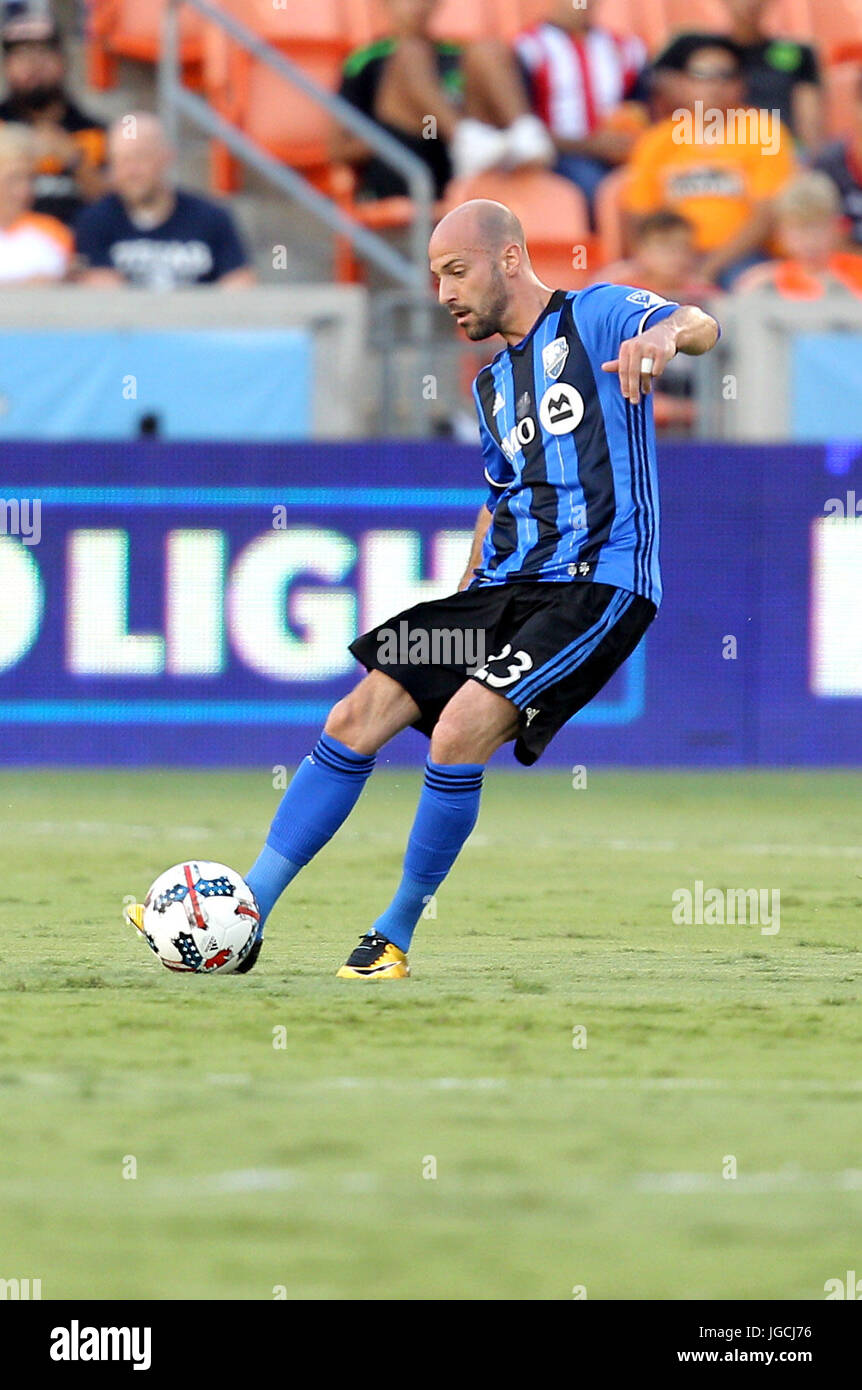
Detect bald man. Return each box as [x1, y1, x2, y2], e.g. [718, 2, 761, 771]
[74, 113, 255, 288]
[128, 199, 719, 979]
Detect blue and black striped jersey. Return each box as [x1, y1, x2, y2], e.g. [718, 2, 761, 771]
[471, 283, 678, 607]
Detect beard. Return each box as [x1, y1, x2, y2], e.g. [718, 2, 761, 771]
[5, 83, 65, 115]
[463, 264, 509, 340]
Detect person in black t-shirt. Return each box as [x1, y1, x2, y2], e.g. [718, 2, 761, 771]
[814, 72, 862, 249]
[652, 0, 824, 153]
[0, 8, 106, 226]
[332, 0, 553, 201]
[75, 112, 255, 289]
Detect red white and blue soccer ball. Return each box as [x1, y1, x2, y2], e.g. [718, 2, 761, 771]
[140, 861, 260, 975]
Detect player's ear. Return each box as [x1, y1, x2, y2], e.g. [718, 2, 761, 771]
[502, 242, 521, 276]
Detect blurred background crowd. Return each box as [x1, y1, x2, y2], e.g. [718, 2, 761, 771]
[0, 0, 860, 437]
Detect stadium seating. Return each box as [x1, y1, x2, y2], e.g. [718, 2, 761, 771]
[594, 166, 630, 266]
[442, 169, 596, 288]
[204, 1, 353, 193]
[87, 0, 204, 90]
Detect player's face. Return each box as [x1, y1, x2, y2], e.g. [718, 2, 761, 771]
[432, 248, 509, 340]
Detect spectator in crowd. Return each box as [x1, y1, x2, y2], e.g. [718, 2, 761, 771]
[597, 210, 718, 305]
[622, 39, 795, 288]
[0, 6, 106, 226]
[515, 0, 648, 211]
[596, 211, 719, 434]
[813, 71, 862, 248]
[735, 171, 862, 298]
[651, 1, 824, 152]
[0, 120, 71, 281]
[75, 113, 256, 289]
[332, 0, 554, 201]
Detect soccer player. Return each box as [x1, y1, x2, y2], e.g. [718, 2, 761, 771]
[127, 199, 719, 977]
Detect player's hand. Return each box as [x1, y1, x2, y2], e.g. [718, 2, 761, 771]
[602, 322, 678, 406]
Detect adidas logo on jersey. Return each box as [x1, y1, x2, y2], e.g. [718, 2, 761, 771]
[492, 390, 505, 415]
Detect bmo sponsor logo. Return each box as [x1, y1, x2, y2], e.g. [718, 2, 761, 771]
[540, 384, 585, 435]
[499, 385, 585, 458]
[500, 416, 537, 462]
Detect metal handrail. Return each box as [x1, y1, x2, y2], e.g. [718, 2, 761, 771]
[158, 0, 435, 296]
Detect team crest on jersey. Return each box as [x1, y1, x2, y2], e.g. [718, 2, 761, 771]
[625, 289, 666, 308]
[539, 383, 585, 435]
[542, 335, 569, 380]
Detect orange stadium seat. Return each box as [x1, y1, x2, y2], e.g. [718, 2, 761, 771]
[442, 168, 598, 287]
[205, 1, 354, 193]
[87, 0, 204, 90]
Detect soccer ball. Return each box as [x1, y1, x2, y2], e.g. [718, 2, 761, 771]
[138, 861, 260, 975]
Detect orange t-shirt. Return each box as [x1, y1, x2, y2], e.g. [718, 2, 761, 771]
[736, 252, 862, 299]
[622, 111, 795, 252]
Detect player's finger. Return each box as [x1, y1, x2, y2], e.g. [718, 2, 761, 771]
[601, 359, 619, 373]
[640, 355, 655, 396]
[622, 346, 641, 404]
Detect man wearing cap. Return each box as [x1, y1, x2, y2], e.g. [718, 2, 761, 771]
[0, 5, 106, 226]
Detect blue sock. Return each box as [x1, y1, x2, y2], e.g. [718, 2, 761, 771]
[246, 732, 376, 926]
[371, 759, 484, 953]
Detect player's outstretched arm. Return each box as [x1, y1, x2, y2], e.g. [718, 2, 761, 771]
[458, 504, 494, 591]
[602, 305, 720, 406]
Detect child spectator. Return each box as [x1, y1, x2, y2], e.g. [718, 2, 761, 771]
[735, 170, 862, 298]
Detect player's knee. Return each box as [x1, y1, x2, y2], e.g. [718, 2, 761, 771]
[324, 694, 363, 748]
[430, 710, 484, 765]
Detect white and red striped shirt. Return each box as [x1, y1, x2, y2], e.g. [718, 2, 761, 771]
[515, 24, 646, 141]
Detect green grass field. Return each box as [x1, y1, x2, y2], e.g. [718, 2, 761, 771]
[1, 767, 861, 1300]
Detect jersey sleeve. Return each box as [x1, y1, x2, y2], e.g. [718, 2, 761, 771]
[472, 376, 514, 511]
[574, 282, 681, 361]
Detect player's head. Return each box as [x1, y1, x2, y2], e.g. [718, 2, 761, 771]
[108, 112, 173, 208]
[0, 120, 34, 224]
[775, 171, 842, 267]
[383, 0, 438, 37]
[429, 199, 536, 341]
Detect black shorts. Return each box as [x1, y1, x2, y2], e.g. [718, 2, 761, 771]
[349, 580, 657, 765]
